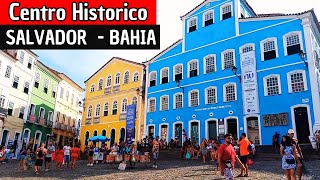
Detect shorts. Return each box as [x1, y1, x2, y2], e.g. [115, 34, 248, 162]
[240, 155, 249, 164]
[153, 152, 159, 160]
[45, 157, 52, 163]
[89, 152, 94, 157]
[35, 159, 43, 166]
[64, 155, 70, 163]
[201, 149, 207, 155]
[18, 155, 26, 160]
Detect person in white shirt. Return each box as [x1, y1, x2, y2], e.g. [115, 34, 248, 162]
[45, 142, 55, 171]
[63, 142, 71, 168]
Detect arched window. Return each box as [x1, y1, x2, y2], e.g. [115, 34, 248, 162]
[122, 99, 128, 112]
[115, 73, 120, 85]
[90, 84, 95, 92]
[104, 102, 109, 116]
[112, 101, 118, 115]
[148, 98, 156, 112]
[149, 71, 156, 87]
[173, 64, 183, 81]
[174, 93, 183, 109]
[98, 79, 103, 90]
[160, 95, 169, 111]
[260, 38, 278, 61]
[189, 90, 199, 107]
[222, 50, 235, 70]
[161, 68, 169, 84]
[133, 72, 139, 82]
[188, 60, 198, 77]
[205, 87, 217, 104]
[95, 104, 101, 117]
[283, 31, 302, 56]
[132, 97, 138, 105]
[124, 71, 129, 84]
[223, 83, 237, 102]
[106, 75, 112, 87]
[87, 105, 93, 118]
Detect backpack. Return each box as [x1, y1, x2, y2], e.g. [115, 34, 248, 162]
[38, 149, 43, 158]
[247, 144, 253, 152]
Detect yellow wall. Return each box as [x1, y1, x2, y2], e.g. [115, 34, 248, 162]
[80, 58, 145, 150]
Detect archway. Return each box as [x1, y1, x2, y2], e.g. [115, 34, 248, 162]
[206, 119, 217, 139]
[293, 107, 310, 143]
[110, 129, 116, 147]
[226, 118, 238, 139]
[120, 128, 125, 142]
[246, 116, 260, 144]
[173, 123, 182, 146]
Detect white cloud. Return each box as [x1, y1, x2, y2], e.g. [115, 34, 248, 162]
[35, 0, 320, 86]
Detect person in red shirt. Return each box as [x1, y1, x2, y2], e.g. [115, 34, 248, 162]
[218, 134, 245, 179]
[238, 133, 251, 177]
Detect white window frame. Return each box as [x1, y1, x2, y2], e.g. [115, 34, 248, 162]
[205, 86, 217, 104]
[203, 10, 214, 27]
[160, 95, 169, 111]
[173, 64, 183, 81]
[39, 107, 45, 118]
[203, 54, 217, 74]
[187, 16, 198, 33]
[132, 96, 138, 105]
[123, 71, 130, 84]
[132, 72, 139, 82]
[287, 70, 308, 93]
[90, 84, 95, 92]
[121, 98, 128, 113]
[8, 101, 15, 116]
[263, 74, 282, 96]
[223, 83, 237, 102]
[260, 37, 279, 61]
[221, 49, 235, 70]
[87, 105, 93, 118]
[187, 59, 199, 78]
[106, 75, 112, 87]
[12, 75, 20, 89]
[160, 67, 169, 84]
[115, 72, 121, 85]
[95, 104, 101, 117]
[173, 93, 183, 109]
[188, 89, 200, 107]
[239, 43, 255, 54]
[104, 102, 109, 115]
[220, 2, 233, 21]
[148, 98, 156, 112]
[48, 111, 53, 122]
[112, 100, 118, 114]
[98, 78, 103, 90]
[149, 71, 157, 87]
[4, 65, 12, 78]
[283, 31, 304, 56]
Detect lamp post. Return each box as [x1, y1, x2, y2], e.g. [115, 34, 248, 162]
[232, 66, 241, 82]
[299, 50, 308, 67]
[175, 80, 184, 93]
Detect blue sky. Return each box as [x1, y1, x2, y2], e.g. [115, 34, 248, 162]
[33, 0, 320, 88]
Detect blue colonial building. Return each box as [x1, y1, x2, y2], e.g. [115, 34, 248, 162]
[144, 0, 320, 145]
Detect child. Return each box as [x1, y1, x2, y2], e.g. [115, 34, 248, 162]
[55, 146, 64, 170]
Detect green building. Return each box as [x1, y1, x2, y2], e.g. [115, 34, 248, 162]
[22, 61, 61, 149]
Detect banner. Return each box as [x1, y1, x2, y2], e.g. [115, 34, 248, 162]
[240, 51, 260, 115]
[125, 104, 136, 145]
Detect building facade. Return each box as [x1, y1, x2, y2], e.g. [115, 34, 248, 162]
[52, 71, 83, 146]
[80, 57, 145, 150]
[145, 0, 320, 145]
[23, 61, 61, 150]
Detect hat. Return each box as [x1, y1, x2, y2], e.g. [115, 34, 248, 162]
[288, 129, 295, 134]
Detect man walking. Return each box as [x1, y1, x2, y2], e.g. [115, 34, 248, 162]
[237, 133, 250, 177]
[288, 129, 304, 180]
[45, 142, 55, 171]
[63, 142, 71, 168]
[34, 143, 46, 174]
[152, 136, 160, 168]
[218, 134, 245, 180]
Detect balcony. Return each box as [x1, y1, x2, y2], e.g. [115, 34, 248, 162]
[38, 117, 45, 126]
[0, 107, 8, 117]
[93, 117, 100, 123]
[29, 115, 36, 123]
[112, 85, 120, 93]
[61, 124, 66, 130]
[120, 113, 126, 121]
[66, 125, 72, 132]
[104, 87, 111, 95]
[55, 122, 61, 129]
[47, 120, 53, 127]
[86, 118, 92, 124]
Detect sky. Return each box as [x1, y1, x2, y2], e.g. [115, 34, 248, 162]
[34, 0, 320, 88]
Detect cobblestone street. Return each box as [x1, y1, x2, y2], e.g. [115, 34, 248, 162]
[0, 158, 319, 180]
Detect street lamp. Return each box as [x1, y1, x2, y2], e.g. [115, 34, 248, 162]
[232, 66, 241, 82]
[175, 80, 184, 93]
[299, 50, 308, 67]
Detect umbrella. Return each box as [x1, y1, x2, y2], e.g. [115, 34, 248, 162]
[88, 136, 110, 143]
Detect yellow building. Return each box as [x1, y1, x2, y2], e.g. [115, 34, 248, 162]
[80, 57, 145, 150]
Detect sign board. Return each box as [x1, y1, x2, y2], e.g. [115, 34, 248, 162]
[125, 104, 136, 145]
[240, 51, 260, 115]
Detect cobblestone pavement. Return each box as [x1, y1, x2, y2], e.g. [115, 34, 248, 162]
[0, 158, 319, 180]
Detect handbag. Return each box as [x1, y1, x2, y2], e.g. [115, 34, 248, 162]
[247, 158, 253, 165]
[118, 162, 126, 170]
[185, 152, 191, 159]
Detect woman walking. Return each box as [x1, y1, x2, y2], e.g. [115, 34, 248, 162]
[280, 135, 302, 180]
[18, 146, 27, 172]
[200, 138, 207, 163]
[87, 143, 94, 166]
[55, 146, 64, 170]
[71, 143, 80, 169]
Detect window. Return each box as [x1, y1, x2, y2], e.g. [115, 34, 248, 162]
[95, 104, 101, 117]
[104, 102, 109, 116]
[221, 3, 232, 20]
[98, 79, 103, 90]
[44, 79, 49, 94]
[0, 96, 5, 108]
[24, 82, 30, 94]
[261, 38, 278, 60]
[27, 58, 32, 69]
[161, 68, 169, 84]
[90, 84, 95, 92]
[48, 111, 53, 122]
[203, 10, 214, 27]
[124, 71, 129, 84]
[106, 75, 112, 87]
[19, 51, 25, 64]
[132, 97, 138, 105]
[5, 66, 12, 78]
[39, 107, 45, 118]
[188, 17, 197, 33]
[224, 83, 236, 102]
[133, 72, 139, 82]
[122, 99, 128, 112]
[149, 71, 156, 87]
[288, 70, 307, 93]
[60, 87, 64, 98]
[222, 50, 235, 70]
[8, 102, 14, 116]
[87, 105, 93, 118]
[204, 55, 216, 74]
[71, 94, 74, 105]
[34, 73, 40, 88]
[66, 91, 69, 101]
[29, 104, 36, 116]
[52, 85, 57, 98]
[206, 87, 217, 104]
[148, 98, 156, 112]
[174, 64, 183, 81]
[112, 101, 118, 115]
[284, 32, 302, 56]
[240, 44, 254, 54]
[115, 73, 120, 85]
[174, 93, 183, 109]
[19, 106, 25, 119]
[264, 75, 281, 96]
[160, 95, 169, 111]
[12, 75, 19, 89]
[189, 90, 199, 107]
[188, 60, 198, 78]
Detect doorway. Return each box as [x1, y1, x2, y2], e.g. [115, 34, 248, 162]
[190, 122, 199, 144]
[227, 119, 238, 139]
[1, 130, 9, 146]
[174, 123, 182, 146]
[110, 129, 115, 146]
[294, 107, 310, 143]
[160, 124, 168, 142]
[34, 132, 42, 151]
[207, 120, 217, 139]
[120, 128, 125, 142]
[148, 126, 154, 138]
[84, 131, 89, 146]
[13, 132, 21, 155]
[246, 117, 260, 144]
